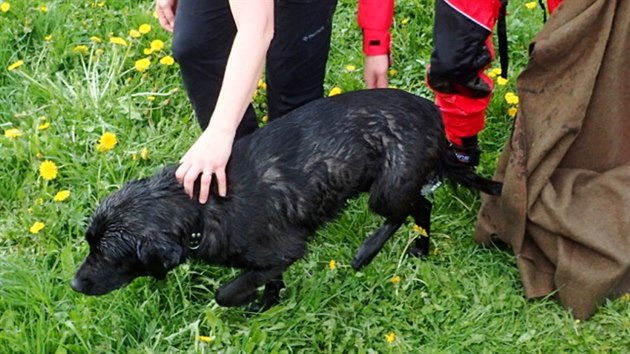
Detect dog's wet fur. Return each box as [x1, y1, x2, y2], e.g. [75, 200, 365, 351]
[72, 89, 502, 310]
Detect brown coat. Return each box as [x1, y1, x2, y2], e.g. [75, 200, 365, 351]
[475, 0, 630, 319]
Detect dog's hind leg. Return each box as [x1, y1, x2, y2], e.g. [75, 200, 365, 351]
[408, 196, 432, 258]
[245, 276, 286, 313]
[215, 267, 286, 308]
[351, 220, 403, 270]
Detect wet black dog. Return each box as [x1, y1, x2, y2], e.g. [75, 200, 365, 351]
[71, 89, 502, 310]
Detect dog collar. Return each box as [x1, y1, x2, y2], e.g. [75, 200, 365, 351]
[189, 231, 202, 250]
[188, 208, 204, 250]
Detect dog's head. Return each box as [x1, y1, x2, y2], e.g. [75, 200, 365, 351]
[71, 169, 192, 296]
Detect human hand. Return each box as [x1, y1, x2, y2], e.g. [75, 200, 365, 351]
[175, 126, 235, 204]
[156, 0, 177, 32]
[363, 54, 390, 89]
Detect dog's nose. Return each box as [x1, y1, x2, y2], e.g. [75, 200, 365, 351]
[71, 276, 89, 293]
[70, 277, 81, 292]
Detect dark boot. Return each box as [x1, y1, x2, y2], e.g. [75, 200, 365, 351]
[450, 135, 481, 167]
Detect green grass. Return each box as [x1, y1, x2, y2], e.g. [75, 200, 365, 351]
[1, 0, 629, 353]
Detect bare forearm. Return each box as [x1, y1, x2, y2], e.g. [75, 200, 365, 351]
[207, 1, 274, 136]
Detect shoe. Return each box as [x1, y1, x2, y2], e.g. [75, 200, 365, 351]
[450, 135, 481, 167]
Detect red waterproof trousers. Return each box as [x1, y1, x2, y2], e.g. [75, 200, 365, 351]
[358, 0, 564, 145]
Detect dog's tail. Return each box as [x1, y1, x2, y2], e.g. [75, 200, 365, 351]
[438, 148, 503, 196]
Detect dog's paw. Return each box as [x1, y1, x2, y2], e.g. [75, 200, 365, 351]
[350, 256, 367, 271]
[407, 246, 429, 258]
[407, 236, 430, 259]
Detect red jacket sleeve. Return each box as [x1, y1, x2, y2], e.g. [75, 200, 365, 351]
[358, 0, 394, 56]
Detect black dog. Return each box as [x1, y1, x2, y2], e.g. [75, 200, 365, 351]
[71, 89, 502, 310]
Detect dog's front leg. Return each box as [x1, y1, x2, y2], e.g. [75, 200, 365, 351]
[215, 267, 285, 308]
[408, 196, 432, 258]
[260, 276, 285, 310]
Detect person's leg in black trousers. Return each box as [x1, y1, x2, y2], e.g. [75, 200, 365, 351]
[171, 0, 338, 138]
[171, 0, 259, 139]
[266, 0, 338, 120]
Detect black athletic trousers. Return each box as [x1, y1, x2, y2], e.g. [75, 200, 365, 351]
[172, 0, 338, 139]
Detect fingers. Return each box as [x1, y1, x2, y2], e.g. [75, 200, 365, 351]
[198, 171, 213, 204]
[215, 169, 227, 198]
[175, 162, 196, 199]
[176, 127, 234, 204]
[375, 75, 389, 89]
[175, 163, 212, 204]
[175, 163, 226, 204]
[156, 0, 176, 32]
[364, 72, 389, 89]
[363, 55, 390, 89]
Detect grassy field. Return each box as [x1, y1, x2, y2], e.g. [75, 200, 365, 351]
[1, 0, 629, 352]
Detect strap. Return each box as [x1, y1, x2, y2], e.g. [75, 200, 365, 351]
[538, 0, 548, 22]
[497, 0, 509, 79]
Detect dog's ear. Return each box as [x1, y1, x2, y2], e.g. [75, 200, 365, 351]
[136, 238, 183, 280]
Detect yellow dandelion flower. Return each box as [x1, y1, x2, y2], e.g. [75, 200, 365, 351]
[345, 64, 356, 72]
[138, 24, 152, 34]
[38, 5, 48, 12]
[328, 86, 342, 96]
[257, 79, 267, 90]
[129, 29, 141, 38]
[96, 132, 117, 152]
[328, 259, 337, 270]
[38, 122, 50, 130]
[504, 92, 519, 105]
[140, 147, 149, 160]
[90, 36, 102, 43]
[197, 336, 215, 343]
[388, 68, 398, 76]
[44, 35, 53, 41]
[159, 55, 174, 66]
[147, 95, 156, 101]
[109, 36, 128, 46]
[134, 57, 151, 72]
[73, 45, 89, 54]
[525, 2, 537, 10]
[401, 17, 410, 25]
[150, 39, 164, 51]
[39, 160, 58, 181]
[1, 2, 10, 12]
[413, 224, 428, 237]
[4, 128, 22, 139]
[7, 60, 24, 71]
[143, 48, 153, 55]
[30, 221, 45, 234]
[496, 76, 508, 86]
[389, 275, 401, 285]
[507, 106, 518, 118]
[385, 332, 396, 343]
[53, 190, 71, 202]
